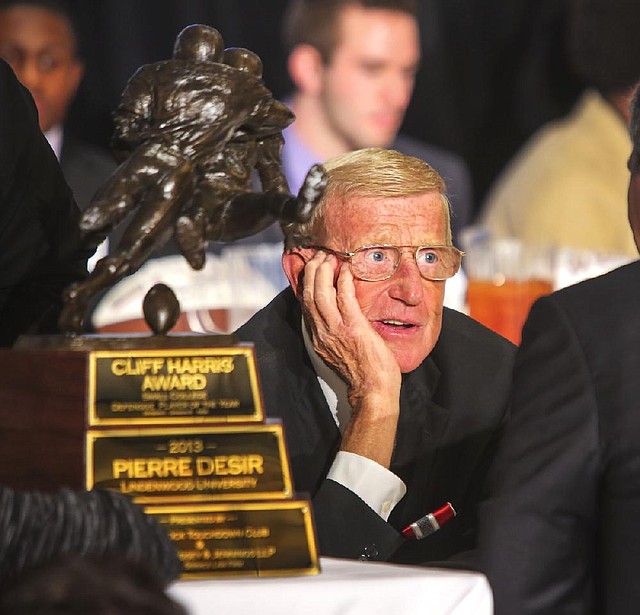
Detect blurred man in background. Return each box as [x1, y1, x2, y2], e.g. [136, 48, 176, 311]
[0, 0, 115, 221]
[281, 0, 473, 244]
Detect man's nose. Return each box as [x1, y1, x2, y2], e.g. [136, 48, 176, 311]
[387, 252, 423, 305]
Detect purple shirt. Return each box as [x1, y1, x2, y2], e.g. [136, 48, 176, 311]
[282, 123, 322, 194]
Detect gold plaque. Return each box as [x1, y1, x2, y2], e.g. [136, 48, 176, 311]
[145, 500, 319, 577]
[87, 347, 264, 425]
[86, 424, 293, 503]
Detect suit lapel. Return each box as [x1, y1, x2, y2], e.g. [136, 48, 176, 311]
[285, 347, 341, 485]
[253, 291, 341, 495]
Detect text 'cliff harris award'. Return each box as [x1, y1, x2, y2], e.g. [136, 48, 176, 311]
[0, 24, 327, 578]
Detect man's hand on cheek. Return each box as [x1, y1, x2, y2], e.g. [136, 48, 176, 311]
[301, 251, 402, 466]
[301, 251, 400, 393]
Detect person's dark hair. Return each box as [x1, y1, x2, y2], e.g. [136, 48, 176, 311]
[0, 486, 182, 587]
[629, 87, 640, 176]
[0, 555, 188, 615]
[282, 0, 418, 62]
[568, 0, 640, 96]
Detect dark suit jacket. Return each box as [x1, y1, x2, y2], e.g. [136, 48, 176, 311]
[479, 260, 640, 614]
[236, 287, 514, 563]
[0, 60, 89, 345]
[60, 134, 116, 213]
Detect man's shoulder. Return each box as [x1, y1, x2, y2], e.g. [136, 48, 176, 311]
[234, 289, 309, 389]
[235, 288, 299, 347]
[486, 125, 600, 200]
[0, 60, 40, 174]
[419, 308, 514, 427]
[482, 93, 627, 224]
[547, 260, 640, 319]
[392, 134, 473, 235]
[522, 261, 640, 371]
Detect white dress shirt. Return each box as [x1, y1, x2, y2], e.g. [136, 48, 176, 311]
[44, 124, 63, 159]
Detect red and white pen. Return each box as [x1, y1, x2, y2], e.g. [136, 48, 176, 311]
[401, 502, 456, 540]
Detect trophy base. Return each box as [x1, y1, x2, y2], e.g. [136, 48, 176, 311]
[0, 348, 88, 490]
[0, 335, 256, 491]
[146, 499, 319, 577]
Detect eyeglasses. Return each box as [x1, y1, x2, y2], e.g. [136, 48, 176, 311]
[309, 244, 464, 282]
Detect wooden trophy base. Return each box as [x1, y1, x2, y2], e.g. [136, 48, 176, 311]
[0, 348, 88, 490]
[0, 333, 258, 492]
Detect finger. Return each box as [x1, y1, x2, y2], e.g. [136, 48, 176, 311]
[313, 254, 341, 325]
[335, 264, 368, 326]
[301, 251, 324, 307]
[301, 251, 331, 332]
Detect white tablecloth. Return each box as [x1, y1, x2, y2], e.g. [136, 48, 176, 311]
[169, 557, 493, 615]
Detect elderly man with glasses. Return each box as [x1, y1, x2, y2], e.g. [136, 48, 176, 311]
[236, 148, 515, 565]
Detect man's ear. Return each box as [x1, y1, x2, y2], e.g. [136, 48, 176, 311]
[287, 44, 325, 96]
[282, 250, 308, 300]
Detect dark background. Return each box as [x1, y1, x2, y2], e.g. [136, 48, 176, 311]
[65, 0, 585, 215]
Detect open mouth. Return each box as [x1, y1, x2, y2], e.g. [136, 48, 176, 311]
[380, 319, 415, 329]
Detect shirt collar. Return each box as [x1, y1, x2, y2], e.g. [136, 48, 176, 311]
[44, 124, 64, 160]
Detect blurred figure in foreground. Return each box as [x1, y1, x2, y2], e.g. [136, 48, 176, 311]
[0, 555, 185, 615]
[0, 485, 181, 589]
[0, 57, 88, 345]
[479, 82, 640, 615]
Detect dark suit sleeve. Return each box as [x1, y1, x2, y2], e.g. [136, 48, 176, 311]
[312, 479, 404, 561]
[478, 295, 599, 615]
[0, 60, 89, 345]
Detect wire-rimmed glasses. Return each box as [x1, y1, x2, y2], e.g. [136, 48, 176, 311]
[309, 244, 464, 281]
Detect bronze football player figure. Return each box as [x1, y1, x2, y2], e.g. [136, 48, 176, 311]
[59, 24, 325, 334]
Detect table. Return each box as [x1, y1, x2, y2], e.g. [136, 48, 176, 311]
[169, 557, 493, 615]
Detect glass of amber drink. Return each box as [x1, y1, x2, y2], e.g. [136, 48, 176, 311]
[461, 228, 554, 345]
